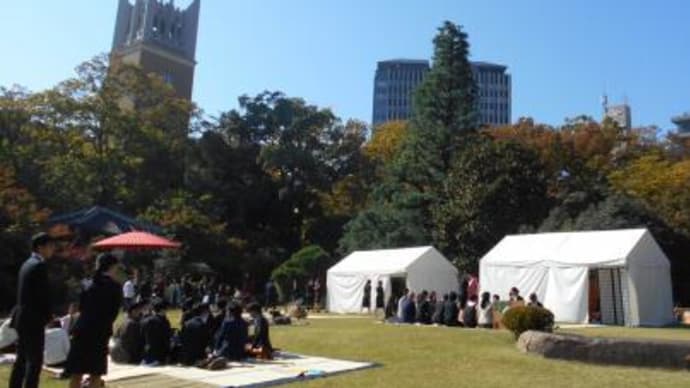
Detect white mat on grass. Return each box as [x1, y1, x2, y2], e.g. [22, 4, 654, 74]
[44, 352, 373, 387]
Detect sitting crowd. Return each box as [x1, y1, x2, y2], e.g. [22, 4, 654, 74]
[385, 286, 544, 328]
[0, 298, 274, 376]
[111, 298, 274, 369]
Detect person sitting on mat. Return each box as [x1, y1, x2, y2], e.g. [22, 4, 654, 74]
[246, 303, 273, 359]
[141, 300, 172, 365]
[214, 302, 249, 361]
[527, 293, 543, 308]
[180, 303, 212, 366]
[111, 300, 146, 364]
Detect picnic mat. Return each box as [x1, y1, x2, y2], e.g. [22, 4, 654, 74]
[43, 352, 374, 388]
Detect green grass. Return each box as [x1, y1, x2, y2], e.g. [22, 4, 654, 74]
[2, 314, 690, 387]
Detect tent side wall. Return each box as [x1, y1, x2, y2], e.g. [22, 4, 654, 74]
[480, 262, 590, 324]
[326, 271, 395, 314]
[406, 248, 459, 297]
[626, 232, 674, 326]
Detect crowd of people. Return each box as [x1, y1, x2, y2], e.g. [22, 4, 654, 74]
[110, 298, 273, 369]
[377, 285, 544, 328]
[3, 233, 276, 388]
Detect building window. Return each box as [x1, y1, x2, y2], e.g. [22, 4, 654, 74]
[163, 71, 174, 85]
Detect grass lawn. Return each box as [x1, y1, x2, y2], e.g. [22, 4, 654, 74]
[2, 314, 690, 387]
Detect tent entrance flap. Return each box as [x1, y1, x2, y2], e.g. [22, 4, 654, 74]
[390, 276, 407, 298]
[598, 267, 628, 325]
[588, 270, 600, 323]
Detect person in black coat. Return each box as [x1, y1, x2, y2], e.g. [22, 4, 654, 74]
[415, 291, 432, 324]
[141, 300, 172, 365]
[9, 233, 56, 388]
[208, 299, 227, 347]
[375, 281, 385, 315]
[402, 292, 417, 323]
[65, 253, 122, 388]
[247, 303, 273, 358]
[443, 292, 460, 327]
[361, 280, 372, 313]
[112, 301, 146, 364]
[214, 302, 249, 361]
[179, 304, 211, 365]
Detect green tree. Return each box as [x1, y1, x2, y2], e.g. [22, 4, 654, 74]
[341, 21, 479, 253]
[432, 138, 549, 272]
[271, 245, 332, 287]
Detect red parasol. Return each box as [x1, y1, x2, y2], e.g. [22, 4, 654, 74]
[91, 231, 181, 251]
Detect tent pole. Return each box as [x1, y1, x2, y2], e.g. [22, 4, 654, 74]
[610, 269, 618, 325]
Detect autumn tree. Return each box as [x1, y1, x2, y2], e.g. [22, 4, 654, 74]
[0, 164, 50, 310]
[609, 153, 690, 235]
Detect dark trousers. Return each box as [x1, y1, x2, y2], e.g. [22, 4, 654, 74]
[9, 327, 44, 388]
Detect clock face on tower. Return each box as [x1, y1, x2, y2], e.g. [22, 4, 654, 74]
[111, 0, 200, 101]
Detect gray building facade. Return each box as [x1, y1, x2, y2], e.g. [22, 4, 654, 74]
[372, 59, 511, 127]
[472, 62, 512, 127]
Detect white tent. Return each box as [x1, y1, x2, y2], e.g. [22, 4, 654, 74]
[327, 246, 458, 314]
[479, 228, 674, 326]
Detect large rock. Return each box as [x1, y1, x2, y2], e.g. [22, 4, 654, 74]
[517, 330, 690, 370]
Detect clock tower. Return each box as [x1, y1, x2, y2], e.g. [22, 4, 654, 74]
[111, 0, 200, 100]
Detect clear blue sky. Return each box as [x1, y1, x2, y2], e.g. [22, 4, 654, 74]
[2, 0, 689, 130]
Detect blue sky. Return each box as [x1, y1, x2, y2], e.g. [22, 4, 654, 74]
[1, 0, 689, 130]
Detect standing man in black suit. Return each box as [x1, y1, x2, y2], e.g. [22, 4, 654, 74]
[9, 232, 56, 388]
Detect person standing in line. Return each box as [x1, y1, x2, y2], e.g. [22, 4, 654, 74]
[264, 280, 276, 310]
[374, 281, 385, 317]
[305, 279, 314, 309]
[312, 278, 321, 309]
[9, 233, 56, 388]
[64, 253, 123, 388]
[361, 280, 372, 314]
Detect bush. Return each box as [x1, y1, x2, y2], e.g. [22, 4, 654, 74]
[502, 306, 555, 339]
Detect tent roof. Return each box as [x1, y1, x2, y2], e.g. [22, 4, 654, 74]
[328, 246, 437, 275]
[48, 206, 161, 235]
[481, 228, 667, 268]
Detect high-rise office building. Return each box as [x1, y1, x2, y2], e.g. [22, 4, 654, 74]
[372, 60, 430, 126]
[111, 0, 200, 101]
[472, 62, 512, 127]
[371, 59, 511, 127]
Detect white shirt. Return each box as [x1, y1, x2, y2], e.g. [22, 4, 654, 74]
[0, 319, 17, 349]
[123, 280, 136, 298]
[44, 328, 70, 366]
[478, 302, 493, 325]
[397, 296, 407, 320]
[31, 252, 45, 263]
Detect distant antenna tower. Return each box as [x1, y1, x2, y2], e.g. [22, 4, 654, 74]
[601, 93, 609, 114]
